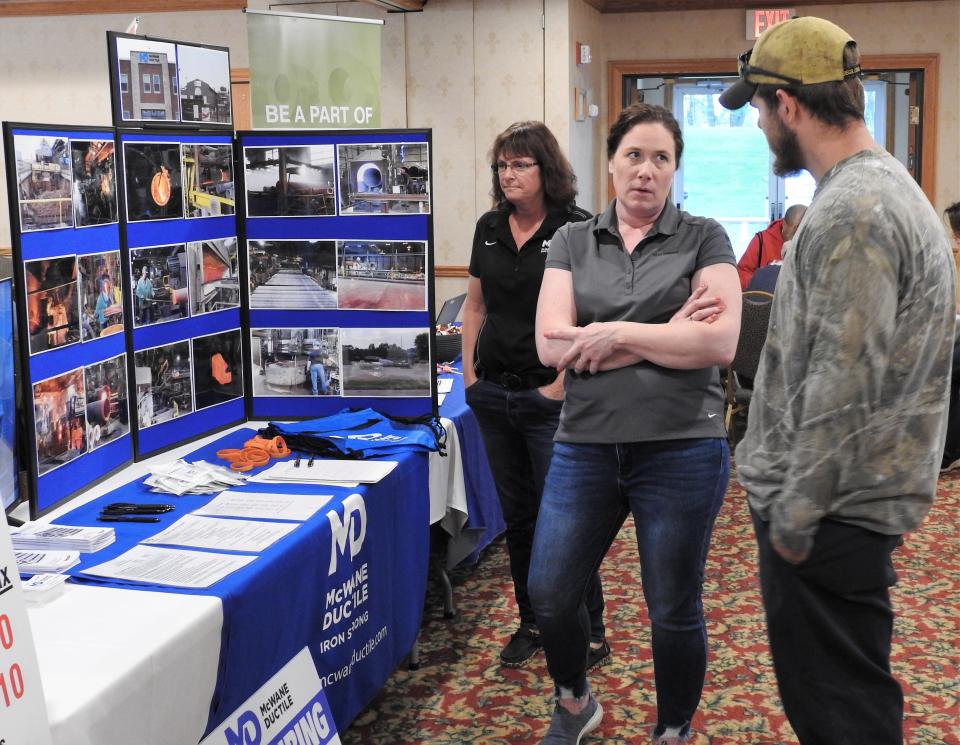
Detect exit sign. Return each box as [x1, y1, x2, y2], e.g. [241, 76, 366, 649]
[746, 8, 796, 40]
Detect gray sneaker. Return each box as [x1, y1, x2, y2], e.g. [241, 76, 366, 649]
[540, 693, 603, 744]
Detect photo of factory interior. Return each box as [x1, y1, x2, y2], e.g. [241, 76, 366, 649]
[337, 240, 426, 311]
[70, 139, 118, 228]
[83, 354, 129, 452]
[244, 144, 336, 217]
[337, 142, 430, 215]
[15, 134, 73, 231]
[182, 143, 235, 217]
[187, 237, 240, 316]
[77, 251, 124, 341]
[250, 327, 340, 397]
[248, 239, 336, 309]
[131, 243, 189, 327]
[123, 142, 183, 221]
[25, 256, 79, 354]
[134, 341, 193, 428]
[33, 368, 87, 476]
[192, 329, 243, 409]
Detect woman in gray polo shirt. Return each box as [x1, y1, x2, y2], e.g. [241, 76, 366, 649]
[528, 103, 742, 745]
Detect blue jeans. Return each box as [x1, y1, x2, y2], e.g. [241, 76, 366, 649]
[310, 363, 328, 395]
[466, 379, 605, 640]
[529, 438, 728, 735]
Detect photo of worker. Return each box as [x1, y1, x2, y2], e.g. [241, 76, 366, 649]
[14, 134, 74, 232]
[83, 354, 129, 452]
[130, 244, 190, 327]
[340, 327, 430, 397]
[24, 256, 80, 355]
[192, 329, 243, 410]
[187, 237, 240, 316]
[182, 143, 235, 217]
[248, 240, 337, 309]
[250, 327, 340, 397]
[78, 251, 124, 341]
[134, 341, 193, 428]
[124, 141, 183, 222]
[114, 37, 180, 124]
[337, 142, 430, 216]
[33, 367, 86, 476]
[337, 240, 427, 311]
[71, 140, 118, 228]
[177, 44, 232, 125]
[244, 145, 336, 217]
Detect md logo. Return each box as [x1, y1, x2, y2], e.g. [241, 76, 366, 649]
[327, 493, 367, 576]
[224, 710, 260, 745]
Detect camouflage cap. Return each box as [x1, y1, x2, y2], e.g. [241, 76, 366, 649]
[719, 17, 860, 110]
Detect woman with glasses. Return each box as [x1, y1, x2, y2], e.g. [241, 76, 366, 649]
[529, 103, 741, 744]
[462, 121, 610, 670]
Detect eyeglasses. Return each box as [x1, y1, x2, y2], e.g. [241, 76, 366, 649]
[492, 160, 539, 174]
[737, 49, 803, 86]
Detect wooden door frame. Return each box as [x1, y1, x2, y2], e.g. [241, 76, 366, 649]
[608, 54, 939, 202]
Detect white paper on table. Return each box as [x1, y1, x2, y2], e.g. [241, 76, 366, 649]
[253, 459, 397, 484]
[437, 378, 454, 394]
[142, 514, 299, 553]
[80, 545, 256, 588]
[192, 491, 333, 521]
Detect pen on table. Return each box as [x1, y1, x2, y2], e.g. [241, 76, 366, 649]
[97, 516, 162, 523]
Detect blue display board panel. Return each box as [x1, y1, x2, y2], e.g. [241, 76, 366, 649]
[119, 129, 244, 459]
[4, 123, 134, 516]
[238, 129, 436, 421]
[0, 280, 17, 511]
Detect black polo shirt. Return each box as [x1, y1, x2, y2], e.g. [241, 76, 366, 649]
[468, 204, 591, 379]
[545, 199, 735, 442]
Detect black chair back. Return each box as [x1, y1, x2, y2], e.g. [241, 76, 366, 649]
[732, 290, 774, 380]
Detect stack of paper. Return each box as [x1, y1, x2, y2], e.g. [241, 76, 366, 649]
[145, 460, 247, 495]
[15, 549, 80, 574]
[250, 459, 398, 485]
[11, 523, 115, 553]
[22, 573, 70, 604]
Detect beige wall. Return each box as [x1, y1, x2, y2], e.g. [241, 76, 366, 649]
[0, 0, 956, 302]
[596, 0, 960, 213]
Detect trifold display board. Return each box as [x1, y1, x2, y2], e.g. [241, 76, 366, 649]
[3, 123, 133, 516]
[239, 130, 434, 419]
[4, 124, 435, 517]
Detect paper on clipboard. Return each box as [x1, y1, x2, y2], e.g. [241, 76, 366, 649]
[192, 490, 333, 521]
[251, 459, 398, 484]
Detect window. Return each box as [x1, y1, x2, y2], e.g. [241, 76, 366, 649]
[120, 73, 128, 93]
[143, 73, 151, 93]
[152, 74, 161, 94]
[140, 109, 167, 120]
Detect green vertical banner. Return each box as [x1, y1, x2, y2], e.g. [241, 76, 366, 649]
[247, 10, 382, 129]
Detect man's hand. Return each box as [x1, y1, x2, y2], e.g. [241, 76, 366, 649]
[771, 534, 811, 564]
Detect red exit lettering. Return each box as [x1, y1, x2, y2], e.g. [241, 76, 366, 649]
[754, 9, 793, 38]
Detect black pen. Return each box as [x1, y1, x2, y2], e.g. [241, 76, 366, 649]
[97, 516, 162, 523]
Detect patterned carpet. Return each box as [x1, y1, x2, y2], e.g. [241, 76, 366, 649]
[342, 471, 959, 744]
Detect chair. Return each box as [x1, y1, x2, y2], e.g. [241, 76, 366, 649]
[724, 290, 774, 447]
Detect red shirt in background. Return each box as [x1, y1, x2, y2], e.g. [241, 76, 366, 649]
[737, 219, 785, 289]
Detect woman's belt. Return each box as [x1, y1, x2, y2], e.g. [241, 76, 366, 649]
[477, 367, 557, 391]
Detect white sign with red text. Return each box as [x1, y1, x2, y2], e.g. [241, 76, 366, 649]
[0, 519, 53, 745]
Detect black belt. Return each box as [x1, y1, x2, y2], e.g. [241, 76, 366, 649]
[477, 367, 557, 391]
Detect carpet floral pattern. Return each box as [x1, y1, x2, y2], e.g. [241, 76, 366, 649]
[342, 472, 959, 744]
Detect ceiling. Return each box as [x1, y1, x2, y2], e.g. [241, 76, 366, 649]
[581, 0, 929, 10]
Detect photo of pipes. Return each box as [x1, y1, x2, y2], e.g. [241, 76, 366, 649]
[187, 237, 240, 316]
[182, 143, 235, 217]
[71, 140, 118, 228]
[33, 367, 87, 476]
[124, 141, 184, 222]
[248, 239, 337, 309]
[84, 354, 129, 452]
[25, 256, 80, 355]
[78, 251, 124, 341]
[244, 145, 336, 217]
[337, 142, 430, 215]
[250, 327, 340, 397]
[135, 341, 193, 428]
[192, 329, 243, 410]
[131, 244, 190, 327]
[14, 134, 73, 232]
[337, 240, 427, 311]
[340, 327, 431, 397]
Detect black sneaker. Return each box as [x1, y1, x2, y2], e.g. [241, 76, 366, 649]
[586, 640, 610, 670]
[500, 625, 541, 667]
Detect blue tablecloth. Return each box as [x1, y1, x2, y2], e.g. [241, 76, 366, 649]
[52, 427, 430, 735]
[438, 364, 505, 566]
